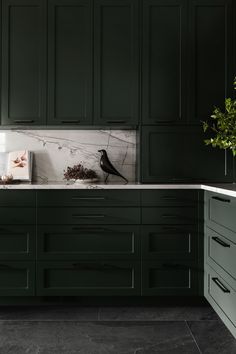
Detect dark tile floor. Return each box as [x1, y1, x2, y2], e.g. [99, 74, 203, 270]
[0, 299, 235, 354]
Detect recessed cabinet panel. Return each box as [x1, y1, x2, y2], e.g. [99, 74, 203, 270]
[141, 190, 198, 206]
[1, 0, 46, 125]
[142, 0, 187, 124]
[94, 0, 139, 125]
[141, 126, 233, 183]
[189, 0, 233, 123]
[0, 208, 35, 225]
[142, 207, 197, 225]
[47, 0, 92, 125]
[37, 261, 141, 296]
[37, 225, 140, 260]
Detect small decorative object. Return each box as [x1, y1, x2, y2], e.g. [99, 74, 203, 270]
[64, 163, 98, 183]
[6, 150, 33, 181]
[202, 78, 236, 156]
[0, 174, 14, 184]
[98, 149, 128, 184]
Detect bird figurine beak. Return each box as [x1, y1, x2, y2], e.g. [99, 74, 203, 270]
[98, 150, 102, 153]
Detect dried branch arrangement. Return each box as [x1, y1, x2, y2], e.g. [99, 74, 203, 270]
[64, 163, 98, 181]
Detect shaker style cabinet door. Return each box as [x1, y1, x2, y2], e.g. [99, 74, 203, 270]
[1, 0, 46, 125]
[93, 0, 139, 126]
[142, 0, 187, 125]
[47, 0, 92, 125]
[188, 0, 233, 124]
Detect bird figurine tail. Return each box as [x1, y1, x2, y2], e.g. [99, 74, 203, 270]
[98, 149, 128, 184]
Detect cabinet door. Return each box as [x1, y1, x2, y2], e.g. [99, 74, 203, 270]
[189, 0, 233, 124]
[94, 0, 139, 126]
[47, 0, 92, 125]
[141, 126, 234, 183]
[142, 0, 187, 125]
[1, 0, 46, 125]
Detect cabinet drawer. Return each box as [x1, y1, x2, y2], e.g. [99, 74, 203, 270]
[37, 225, 140, 260]
[142, 260, 199, 296]
[0, 208, 35, 224]
[38, 207, 140, 225]
[0, 225, 35, 260]
[141, 190, 198, 206]
[207, 192, 236, 241]
[37, 261, 141, 296]
[37, 190, 140, 207]
[141, 225, 198, 260]
[207, 266, 236, 327]
[206, 227, 236, 281]
[0, 261, 35, 296]
[142, 207, 197, 224]
[0, 190, 35, 207]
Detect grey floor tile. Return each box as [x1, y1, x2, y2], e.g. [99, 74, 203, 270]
[0, 306, 99, 321]
[0, 321, 200, 354]
[99, 305, 219, 321]
[187, 320, 236, 354]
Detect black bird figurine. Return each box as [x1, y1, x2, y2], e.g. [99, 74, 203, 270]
[98, 149, 128, 184]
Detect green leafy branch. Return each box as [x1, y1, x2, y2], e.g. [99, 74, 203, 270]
[203, 78, 236, 156]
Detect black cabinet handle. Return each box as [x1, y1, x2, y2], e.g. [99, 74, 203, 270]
[0, 264, 13, 270]
[106, 120, 126, 124]
[212, 277, 230, 293]
[71, 197, 105, 201]
[161, 196, 177, 200]
[162, 214, 177, 219]
[71, 227, 106, 232]
[212, 196, 230, 203]
[61, 120, 80, 124]
[162, 263, 188, 270]
[72, 215, 105, 218]
[13, 120, 34, 123]
[72, 262, 123, 271]
[212, 236, 230, 248]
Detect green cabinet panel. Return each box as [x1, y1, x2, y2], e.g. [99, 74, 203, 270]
[142, 0, 187, 125]
[93, 0, 139, 125]
[206, 227, 236, 282]
[37, 190, 140, 207]
[0, 208, 35, 225]
[0, 225, 35, 260]
[1, 0, 46, 125]
[38, 207, 140, 224]
[142, 206, 197, 225]
[141, 225, 198, 260]
[142, 260, 199, 296]
[141, 190, 198, 206]
[37, 225, 140, 260]
[0, 190, 36, 207]
[0, 261, 35, 296]
[47, 0, 92, 125]
[141, 126, 234, 183]
[37, 260, 141, 296]
[189, 0, 233, 124]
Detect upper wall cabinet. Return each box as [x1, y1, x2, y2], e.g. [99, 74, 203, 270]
[1, 0, 47, 125]
[188, 0, 233, 124]
[142, 0, 187, 125]
[47, 0, 92, 125]
[93, 0, 139, 126]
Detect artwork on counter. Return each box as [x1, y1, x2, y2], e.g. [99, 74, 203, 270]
[6, 150, 33, 181]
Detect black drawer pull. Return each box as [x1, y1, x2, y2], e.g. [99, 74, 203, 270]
[71, 197, 105, 201]
[72, 215, 105, 218]
[212, 277, 230, 293]
[212, 196, 231, 203]
[72, 262, 123, 271]
[13, 120, 34, 123]
[212, 236, 230, 248]
[106, 120, 126, 124]
[162, 214, 177, 218]
[0, 264, 13, 270]
[161, 196, 177, 200]
[162, 226, 180, 231]
[163, 263, 189, 270]
[61, 120, 80, 124]
[71, 227, 106, 232]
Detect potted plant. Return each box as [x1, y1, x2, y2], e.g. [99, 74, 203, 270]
[203, 78, 236, 181]
[64, 163, 98, 183]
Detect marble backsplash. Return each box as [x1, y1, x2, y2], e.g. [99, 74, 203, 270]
[0, 130, 136, 183]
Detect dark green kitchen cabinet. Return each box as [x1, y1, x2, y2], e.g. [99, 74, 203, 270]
[188, 0, 233, 124]
[47, 0, 92, 125]
[93, 0, 139, 126]
[141, 126, 234, 183]
[142, 0, 187, 125]
[1, 0, 46, 125]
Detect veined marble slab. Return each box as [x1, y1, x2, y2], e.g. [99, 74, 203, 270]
[0, 130, 136, 182]
[0, 182, 236, 197]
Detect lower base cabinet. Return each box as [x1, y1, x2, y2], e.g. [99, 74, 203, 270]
[37, 261, 141, 296]
[0, 261, 35, 296]
[142, 261, 200, 296]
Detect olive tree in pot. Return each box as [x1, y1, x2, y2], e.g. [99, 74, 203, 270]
[203, 78, 236, 182]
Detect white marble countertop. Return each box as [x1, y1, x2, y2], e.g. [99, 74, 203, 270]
[1, 181, 236, 197]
